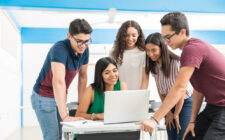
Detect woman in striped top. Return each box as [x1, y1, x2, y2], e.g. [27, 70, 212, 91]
[145, 33, 193, 140]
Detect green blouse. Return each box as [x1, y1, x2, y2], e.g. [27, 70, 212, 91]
[74, 81, 121, 139]
[87, 81, 121, 114]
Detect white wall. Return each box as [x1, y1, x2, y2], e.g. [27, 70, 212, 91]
[0, 10, 21, 140]
[22, 43, 160, 126]
[22, 41, 225, 127]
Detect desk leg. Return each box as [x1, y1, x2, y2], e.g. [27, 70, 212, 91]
[77, 131, 140, 140]
[64, 132, 72, 140]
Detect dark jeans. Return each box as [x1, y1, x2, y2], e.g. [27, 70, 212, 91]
[185, 104, 225, 140]
[167, 96, 192, 140]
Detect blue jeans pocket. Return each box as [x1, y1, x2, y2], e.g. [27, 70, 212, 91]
[39, 103, 57, 113]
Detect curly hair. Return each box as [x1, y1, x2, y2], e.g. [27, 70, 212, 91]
[111, 20, 145, 65]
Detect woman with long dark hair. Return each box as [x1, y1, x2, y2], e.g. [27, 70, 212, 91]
[110, 20, 148, 90]
[75, 57, 127, 120]
[145, 33, 193, 140]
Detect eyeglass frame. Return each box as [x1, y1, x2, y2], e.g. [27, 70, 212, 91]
[71, 36, 92, 47]
[163, 31, 180, 42]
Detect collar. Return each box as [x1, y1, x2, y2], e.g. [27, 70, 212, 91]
[66, 39, 80, 59]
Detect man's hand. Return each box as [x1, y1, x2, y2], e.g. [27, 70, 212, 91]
[165, 111, 175, 130]
[182, 123, 195, 140]
[63, 116, 85, 122]
[136, 119, 157, 133]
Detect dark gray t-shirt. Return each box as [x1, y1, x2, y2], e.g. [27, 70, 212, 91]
[180, 38, 225, 107]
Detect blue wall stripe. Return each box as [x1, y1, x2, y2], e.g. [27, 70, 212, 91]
[1, 0, 225, 13]
[20, 43, 23, 127]
[21, 28, 225, 44]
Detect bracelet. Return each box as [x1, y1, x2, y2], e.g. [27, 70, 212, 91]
[151, 116, 159, 125]
[189, 121, 196, 124]
[91, 113, 95, 120]
[61, 114, 68, 122]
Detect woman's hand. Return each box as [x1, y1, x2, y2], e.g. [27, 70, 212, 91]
[182, 123, 195, 140]
[165, 111, 175, 130]
[174, 116, 181, 134]
[95, 113, 104, 120]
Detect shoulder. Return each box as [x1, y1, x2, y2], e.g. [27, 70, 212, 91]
[51, 40, 69, 54]
[86, 85, 95, 92]
[84, 85, 95, 97]
[183, 38, 207, 53]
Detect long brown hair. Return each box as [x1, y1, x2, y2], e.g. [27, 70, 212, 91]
[111, 20, 145, 65]
[145, 33, 180, 78]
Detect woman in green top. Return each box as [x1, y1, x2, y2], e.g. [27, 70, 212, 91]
[76, 57, 127, 120]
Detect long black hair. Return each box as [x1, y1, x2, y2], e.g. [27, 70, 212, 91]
[91, 57, 118, 96]
[145, 33, 179, 78]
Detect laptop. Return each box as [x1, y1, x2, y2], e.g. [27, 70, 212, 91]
[104, 90, 150, 124]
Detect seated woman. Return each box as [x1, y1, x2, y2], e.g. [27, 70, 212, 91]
[75, 57, 127, 120]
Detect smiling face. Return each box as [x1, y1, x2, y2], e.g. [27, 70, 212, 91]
[161, 25, 180, 50]
[161, 25, 188, 50]
[145, 43, 161, 62]
[126, 27, 139, 49]
[68, 33, 91, 55]
[102, 63, 119, 86]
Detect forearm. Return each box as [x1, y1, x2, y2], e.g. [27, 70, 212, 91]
[141, 69, 149, 89]
[140, 77, 149, 89]
[76, 112, 92, 119]
[174, 95, 185, 118]
[153, 85, 186, 122]
[53, 80, 67, 119]
[157, 87, 172, 115]
[190, 90, 204, 122]
[141, 81, 149, 89]
[78, 75, 87, 102]
[76, 112, 103, 120]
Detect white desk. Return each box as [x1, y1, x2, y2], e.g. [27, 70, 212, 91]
[62, 120, 141, 140]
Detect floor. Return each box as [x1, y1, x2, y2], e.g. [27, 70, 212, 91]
[5, 126, 167, 140]
[5, 126, 42, 140]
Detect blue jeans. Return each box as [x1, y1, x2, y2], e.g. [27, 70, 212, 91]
[31, 91, 62, 140]
[166, 96, 192, 140]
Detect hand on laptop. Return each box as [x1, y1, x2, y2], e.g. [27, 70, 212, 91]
[136, 119, 157, 132]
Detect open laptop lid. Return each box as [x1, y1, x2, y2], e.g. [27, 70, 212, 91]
[104, 90, 150, 124]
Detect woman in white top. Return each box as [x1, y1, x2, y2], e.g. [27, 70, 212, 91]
[145, 33, 193, 140]
[110, 20, 148, 90]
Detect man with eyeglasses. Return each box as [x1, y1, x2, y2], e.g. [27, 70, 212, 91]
[31, 19, 92, 140]
[138, 12, 225, 140]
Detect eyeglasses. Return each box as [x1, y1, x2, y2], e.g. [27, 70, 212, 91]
[163, 32, 177, 42]
[71, 36, 92, 47]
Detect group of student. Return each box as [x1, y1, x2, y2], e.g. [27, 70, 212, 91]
[31, 11, 225, 140]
